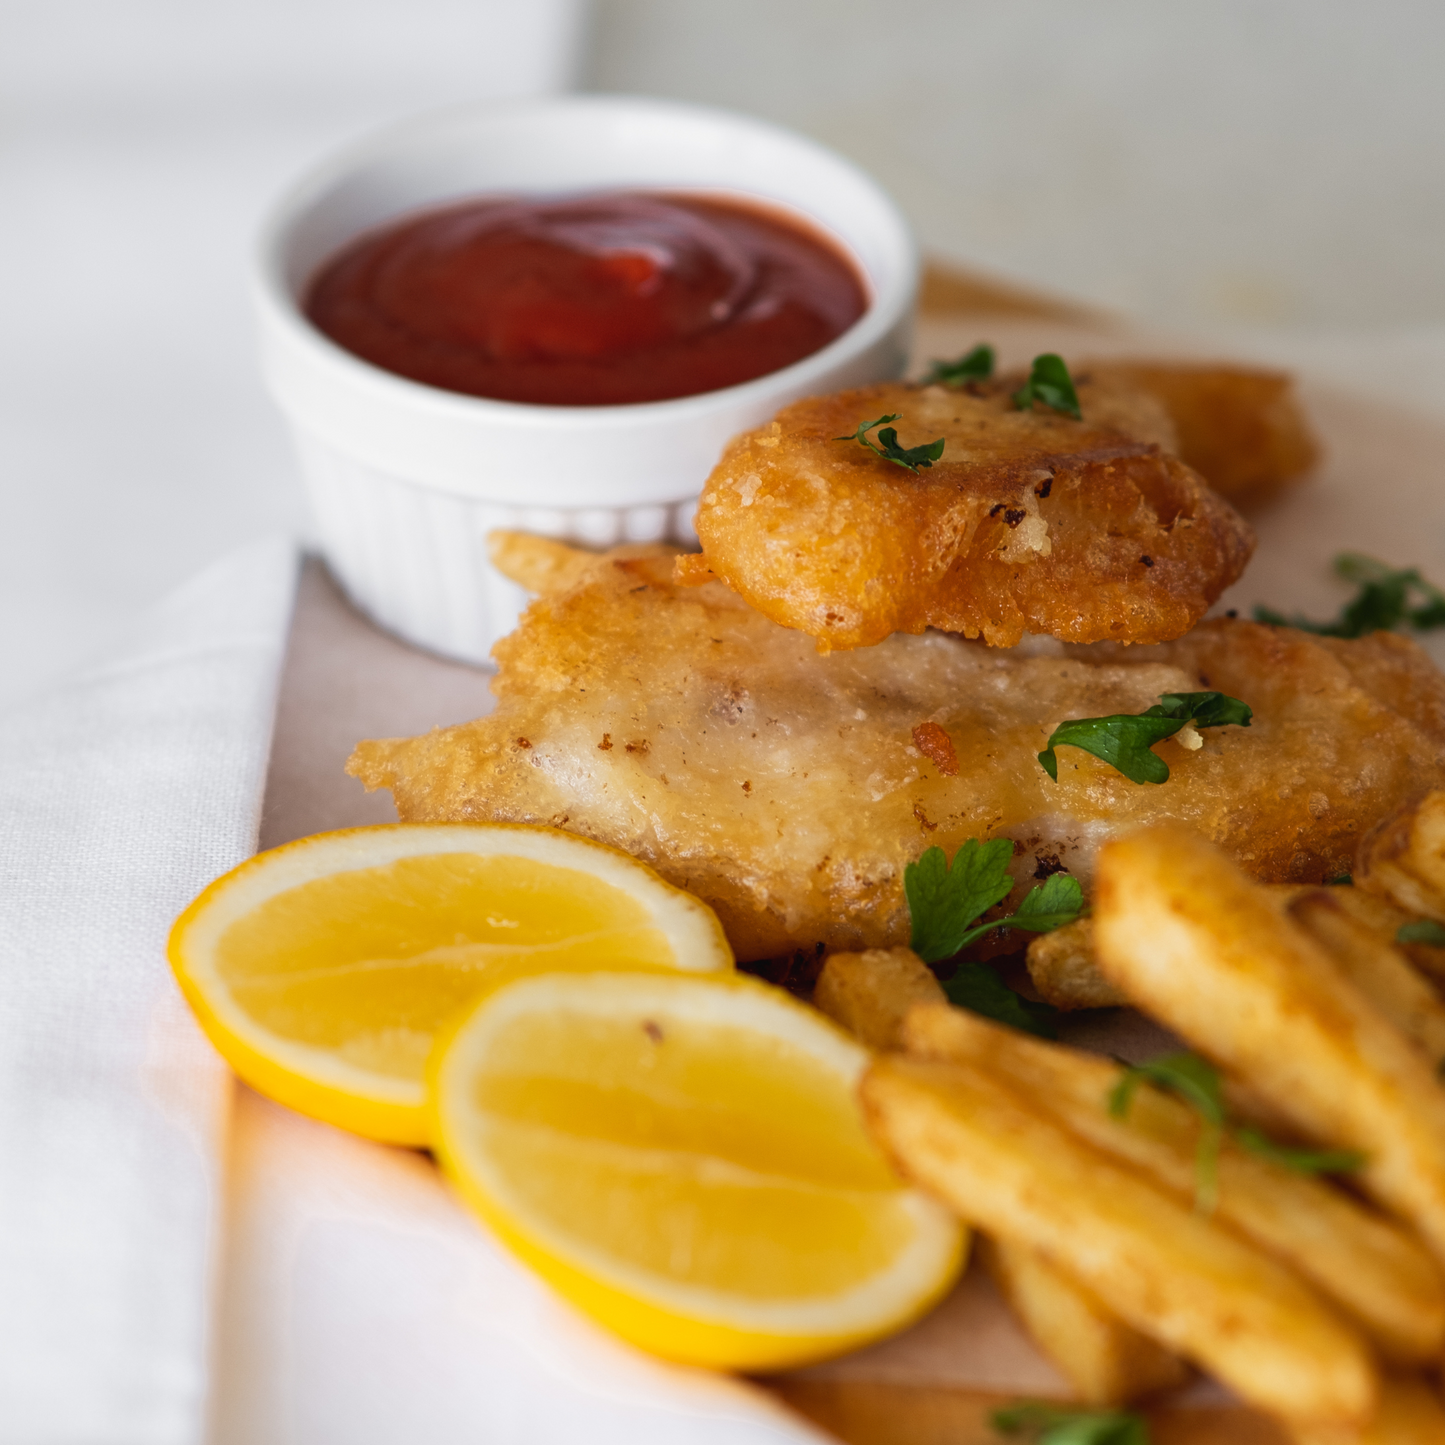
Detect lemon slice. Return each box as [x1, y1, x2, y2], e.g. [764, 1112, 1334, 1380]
[430, 971, 967, 1370]
[168, 824, 732, 1144]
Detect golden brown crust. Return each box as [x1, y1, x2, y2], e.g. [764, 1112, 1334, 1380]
[1085, 361, 1320, 507]
[348, 543, 1445, 963]
[687, 376, 1254, 651]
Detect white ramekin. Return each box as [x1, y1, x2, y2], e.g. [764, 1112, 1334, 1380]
[253, 95, 917, 663]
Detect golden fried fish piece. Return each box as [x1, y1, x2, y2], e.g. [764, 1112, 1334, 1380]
[1084, 361, 1319, 508]
[682, 376, 1254, 651]
[348, 538, 1445, 964]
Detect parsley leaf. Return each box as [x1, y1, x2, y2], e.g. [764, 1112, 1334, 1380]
[1038, 691, 1252, 784]
[1399, 919, 1445, 947]
[1110, 1052, 1227, 1214]
[833, 414, 946, 473]
[944, 961, 1059, 1038]
[924, 343, 995, 387]
[992, 1402, 1149, 1445]
[906, 844, 1086, 963]
[906, 839, 1015, 964]
[905, 843, 1083, 1036]
[1234, 1127, 1365, 1176]
[1110, 1051, 1363, 1214]
[1013, 353, 1081, 419]
[1254, 553, 1445, 638]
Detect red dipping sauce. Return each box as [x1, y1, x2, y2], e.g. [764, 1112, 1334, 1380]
[304, 191, 868, 407]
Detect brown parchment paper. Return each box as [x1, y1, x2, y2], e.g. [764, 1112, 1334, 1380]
[257, 310, 1445, 1445]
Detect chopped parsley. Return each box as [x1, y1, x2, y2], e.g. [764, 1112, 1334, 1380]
[1398, 919, 1445, 948]
[1254, 554, 1445, 638]
[905, 840, 1083, 1037]
[1110, 1051, 1363, 1214]
[923, 343, 995, 387]
[1038, 691, 1252, 785]
[1013, 353, 1081, 420]
[992, 1402, 1148, 1445]
[833, 414, 945, 473]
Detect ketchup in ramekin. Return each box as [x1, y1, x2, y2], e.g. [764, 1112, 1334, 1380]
[304, 191, 867, 407]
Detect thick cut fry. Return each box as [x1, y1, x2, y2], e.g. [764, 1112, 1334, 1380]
[1321, 886, 1445, 989]
[904, 1002, 1445, 1363]
[1288, 1375, 1445, 1445]
[861, 1055, 1376, 1427]
[1358, 791, 1445, 924]
[1085, 362, 1319, 508]
[689, 377, 1253, 651]
[1289, 891, 1445, 1069]
[813, 947, 945, 1051]
[1025, 919, 1128, 1010]
[1093, 824, 1445, 1270]
[979, 1235, 1190, 1405]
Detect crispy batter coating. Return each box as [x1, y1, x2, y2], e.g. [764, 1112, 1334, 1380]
[348, 539, 1445, 963]
[684, 377, 1254, 651]
[1084, 361, 1319, 507]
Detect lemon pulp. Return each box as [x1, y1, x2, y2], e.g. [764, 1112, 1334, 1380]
[432, 972, 966, 1369]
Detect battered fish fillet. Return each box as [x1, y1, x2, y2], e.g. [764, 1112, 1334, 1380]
[682, 376, 1254, 651]
[1084, 361, 1319, 508]
[347, 537, 1445, 964]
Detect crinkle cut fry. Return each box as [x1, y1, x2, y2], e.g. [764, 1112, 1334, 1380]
[687, 377, 1254, 650]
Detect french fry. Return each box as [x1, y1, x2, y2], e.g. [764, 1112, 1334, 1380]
[904, 1002, 1445, 1363]
[1025, 919, 1129, 1011]
[979, 1235, 1190, 1404]
[1357, 791, 1445, 923]
[1326, 886, 1445, 990]
[1289, 890, 1445, 1069]
[813, 947, 945, 1050]
[860, 1054, 1377, 1428]
[1093, 823, 1445, 1272]
[1287, 1375, 1445, 1445]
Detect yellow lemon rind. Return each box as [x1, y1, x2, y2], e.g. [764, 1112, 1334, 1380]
[169, 823, 733, 1145]
[430, 971, 968, 1370]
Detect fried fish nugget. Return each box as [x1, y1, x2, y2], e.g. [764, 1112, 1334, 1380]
[1086, 362, 1319, 507]
[1093, 824, 1445, 1270]
[861, 1054, 1377, 1428]
[685, 376, 1254, 651]
[979, 1235, 1190, 1406]
[349, 540, 1445, 963]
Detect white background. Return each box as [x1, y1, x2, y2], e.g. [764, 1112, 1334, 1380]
[4, 0, 1445, 710]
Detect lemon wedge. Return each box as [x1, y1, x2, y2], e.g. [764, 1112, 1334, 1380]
[168, 824, 732, 1144]
[430, 971, 967, 1369]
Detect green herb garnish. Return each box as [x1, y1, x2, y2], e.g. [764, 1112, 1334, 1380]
[1398, 919, 1445, 947]
[1110, 1052, 1228, 1214]
[992, 1402, 1148, 1445]
[1254, 554, 1445, 638]
[1013, 353, 1081, 419]
[924, 343, 995, 387]
[943, 961, 1059, 1038]
[904, 841, 1082, 1036]
[1038, 691, 1252, 785]
[833, 414, 946, 473]
[1110, 1051, 1363, 1214]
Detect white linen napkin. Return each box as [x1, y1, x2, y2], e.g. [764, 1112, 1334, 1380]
[0, 538, 297, 1444]
[0, 539, 829, 1443]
